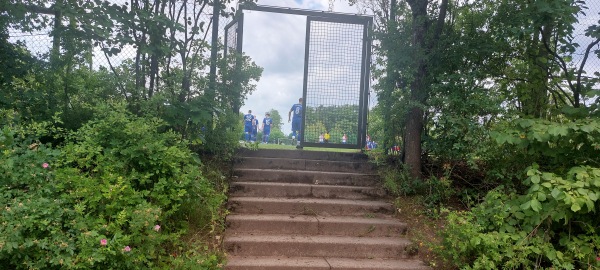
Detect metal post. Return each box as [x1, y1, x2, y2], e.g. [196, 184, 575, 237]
[208, 0, 220, 127]
[51, 7, 62, 68]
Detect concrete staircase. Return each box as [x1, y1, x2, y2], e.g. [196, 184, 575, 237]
[224, 149, 430, 270]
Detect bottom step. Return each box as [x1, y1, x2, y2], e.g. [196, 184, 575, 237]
[225, 256, 431, 270]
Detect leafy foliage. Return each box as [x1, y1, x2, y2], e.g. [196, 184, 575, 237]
[305, 105, 360, 143]
[1, 0, 264, 268]
[437, 117, 600, 269]
[0, 106, 225, 269]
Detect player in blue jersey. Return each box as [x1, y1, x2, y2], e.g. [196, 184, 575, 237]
[262, 113, 273, 144]
[251, 117, 259, 142]
[288, 98, 303, 148]
[243, 110, 255, 142]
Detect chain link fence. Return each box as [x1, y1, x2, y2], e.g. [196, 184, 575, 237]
[575, 2, 600, 106]
[6, 0, 233, 85]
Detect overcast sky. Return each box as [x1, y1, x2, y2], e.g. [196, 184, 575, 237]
[235, 0, 370, 134]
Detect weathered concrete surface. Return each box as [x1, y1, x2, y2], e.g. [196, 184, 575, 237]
[229, 182, 386, 199]
[236, 148, 369, 162]
[227, 197, 394, 216]
[232, 168, 380, 186]
[226, 256, 432, 270]
[226, 214, 407, 237]
[224, 235, 412, 258]
[224, 149, 430, 270]
[235, 157, 376, 173]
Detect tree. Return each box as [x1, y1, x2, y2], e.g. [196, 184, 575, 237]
[399, 0, 449, 178]
[266, 109, 283, 131]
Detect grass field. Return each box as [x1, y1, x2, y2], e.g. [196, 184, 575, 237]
[243, 142, 362, 153]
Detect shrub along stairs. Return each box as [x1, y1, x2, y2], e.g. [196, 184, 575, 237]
[224, 149, 430, 270]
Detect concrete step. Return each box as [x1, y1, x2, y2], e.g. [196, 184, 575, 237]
[229, 182, 386, 200]
[225, 256, 431, 270]
[224, 235, 413, 259]
[235, 157, 376, 173]
[227, 197, 394, 216]
[226, 214, 407, 237]
[237, 148, 368, 162]
[232, 168, 379, 186]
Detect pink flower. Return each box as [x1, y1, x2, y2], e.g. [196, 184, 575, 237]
[42, 163, 49, 168]
[153, 225, 161, 232]
[100, 239, 107, 246]
[597, 257, 600, 261]
[123, 246, 131, 252]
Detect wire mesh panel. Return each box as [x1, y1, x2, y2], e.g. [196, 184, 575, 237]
[301, 17, 370, 149]
[223, 13, 244, 113]
[224, 17, 240, 58]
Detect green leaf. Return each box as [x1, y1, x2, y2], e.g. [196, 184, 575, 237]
[541, 182, 552, 188]
[527, 168, 538, 176]
[533, 132, 550, 142]
[537, 192, 547, 202]
[580, 124, 594, 133]
[569, 167, 587, 175]
[530, 175, 540, 184]
[514, 211, 525, 219]
[518, 119, 535, 128]
[551, 188, 562, 199]
[548, 125, 569, 136]
[495, 134, 511, 145]
[585, 199, 594, 212]
[530, 199, 542, 212]
[548, 126, 559, 136]
[571, 203, 581, 212]
[520, 201, 531, 210]
[541, 172, 554, 181]
[547, 249, 556, 261]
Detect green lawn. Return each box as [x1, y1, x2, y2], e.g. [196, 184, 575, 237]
[244, 142, 362, 153]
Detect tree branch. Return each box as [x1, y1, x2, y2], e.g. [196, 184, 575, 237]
[100, 44, 129, 102]
[23, 4, 56, 15]
[576, 37, 600, 103]
[539, 27, 579, 106]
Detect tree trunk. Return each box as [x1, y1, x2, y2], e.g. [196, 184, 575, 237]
[403, 0, 428, 179]
[403, 0, 448, 179]
[520, 22, 552, 118]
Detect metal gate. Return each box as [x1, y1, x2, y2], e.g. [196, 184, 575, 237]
[231, 5, 372, 149]
[224, 12, 244, 113]
[301, 16, 371, 149]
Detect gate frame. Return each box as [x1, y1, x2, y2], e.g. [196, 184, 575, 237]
[228, 4, 373, 149]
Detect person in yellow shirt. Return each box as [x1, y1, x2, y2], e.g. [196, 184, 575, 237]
[324, 131, 330, 143]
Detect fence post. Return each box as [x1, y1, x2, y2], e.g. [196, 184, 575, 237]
[50, 6, 62, 68]
[208, 0, 220, 128]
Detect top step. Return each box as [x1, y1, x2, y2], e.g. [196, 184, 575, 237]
[237, 149, 368, 162]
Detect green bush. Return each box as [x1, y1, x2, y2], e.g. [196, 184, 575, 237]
[437, 118, 600, 269]
[379, 161, 454, 209]
[380, 163, 424, 197]
[0, 105, 225, 269]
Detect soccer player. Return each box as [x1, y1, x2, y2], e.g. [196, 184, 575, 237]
[251, 117, 259, 142]
[288, 98, 303, 148]
[262, 113, 273, 144]
[243, 110, 254, 142]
